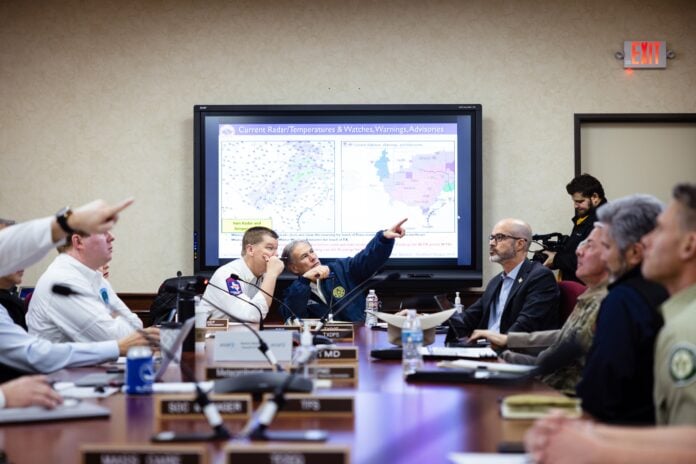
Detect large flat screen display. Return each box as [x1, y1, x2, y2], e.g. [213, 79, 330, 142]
[194, 104, 482, 284]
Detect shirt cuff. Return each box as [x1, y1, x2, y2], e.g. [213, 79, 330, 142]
[0, 387, 6, 409]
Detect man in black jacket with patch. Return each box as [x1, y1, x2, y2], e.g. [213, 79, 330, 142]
[577, 194, 667, 424]
[447, 218, 560, 343]
[545, 174, 607, 283]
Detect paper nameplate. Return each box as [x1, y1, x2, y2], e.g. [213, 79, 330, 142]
[261, 393, 354, 417]
[206, 365, 274, 380]
[206, 319, 229, 330]
[308, 364, 358, 385]
[82, 444, 207, 464]
[155, 394, 252, 420]
[315, 346, 359, 363]
[224, 443, 349, 464]
[214, 331, 293, 362]
[317, 324, 354, 342]
[264, 324, 301, 332]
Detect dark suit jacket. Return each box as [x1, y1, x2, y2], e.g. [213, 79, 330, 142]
[447, 259, 560, 341]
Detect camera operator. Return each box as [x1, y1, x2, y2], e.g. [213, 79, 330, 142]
[544, 174, 607, 283]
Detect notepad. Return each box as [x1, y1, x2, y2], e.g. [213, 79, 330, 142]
[0, 401, 110, 424]
[500, 393, 582, 419]
[421, 346, 498, 359]
[437, 359, 535, 374]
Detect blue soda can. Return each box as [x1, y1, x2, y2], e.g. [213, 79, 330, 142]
[126, 346, 154, 394]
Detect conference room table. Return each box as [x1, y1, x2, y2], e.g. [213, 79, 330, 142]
[0, 325, 554, 464]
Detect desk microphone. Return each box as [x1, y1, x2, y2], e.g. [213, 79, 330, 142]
[228, 273, 332, 346]
[204, 279, 266, 331]
[51, 284, 231, 442]
[315, 271, 400, 331]
[239, 351, 327, 442]
[199, 286, 313, 399]
[228, 273, 303, 326]
[202, 281, 284, 372]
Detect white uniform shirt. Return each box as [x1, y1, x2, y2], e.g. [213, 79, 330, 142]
[0, 217, 119, 407]
[199, 259, 268, 322]
[27, 253, 142, 343]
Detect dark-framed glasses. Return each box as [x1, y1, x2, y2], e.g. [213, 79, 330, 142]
[488, 233, 526, 243]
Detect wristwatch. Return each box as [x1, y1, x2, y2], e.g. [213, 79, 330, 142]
[55, 207, 75, 235]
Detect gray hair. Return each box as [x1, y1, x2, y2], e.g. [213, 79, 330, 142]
[596, 194, 664, 252]
[281, 239, 311, 266]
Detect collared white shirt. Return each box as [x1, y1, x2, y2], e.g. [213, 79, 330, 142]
[0, 217, 119, 408]
[27, 253, 142, 343]
[199, 258, 268, 322]
[488, 260, 524, 332]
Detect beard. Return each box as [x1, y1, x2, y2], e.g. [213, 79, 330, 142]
[489, 248, 516, 263]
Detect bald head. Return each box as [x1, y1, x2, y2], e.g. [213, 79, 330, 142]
[494, 218, 532, 251]
[489, 218, 532, 272]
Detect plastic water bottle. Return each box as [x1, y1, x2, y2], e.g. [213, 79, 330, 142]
[454, 291, 463, 314]
[402, 309, 423, 376]
[365, 289, 379, 328]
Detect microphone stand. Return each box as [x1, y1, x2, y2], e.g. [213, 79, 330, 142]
[324, 273, 337, 323]
[206, 280, 266, 330]
[227, 273, 333, 346]
[200, 294, 283, 372]
[315, 271, 400, 331]
[51, 284, 231, 442]
[239, 352, 328, 442]
[197, 286, 313, 400]
[228, 273, 303, 326]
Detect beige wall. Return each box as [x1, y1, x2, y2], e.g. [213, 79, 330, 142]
[1, 0, 695, 292]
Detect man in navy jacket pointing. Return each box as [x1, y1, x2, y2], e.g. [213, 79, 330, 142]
[281, 219, 407, 323]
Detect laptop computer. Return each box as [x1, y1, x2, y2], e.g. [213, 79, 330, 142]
[433, 294, 491, 348]
[75, 317, 195, 387]
[433, 293, 454, 311]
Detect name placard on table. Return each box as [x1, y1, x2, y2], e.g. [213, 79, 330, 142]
[224, 443, 350, 464]
[206, 319, 229, 331]
[206, 365, 274, 380]
[82, 444, 207, 464]
[155, 394, 252, 420]
[315, 346, 358, 363]
[317, 324, 354, 342]
[214, 331, 293, 362]
[309, 364, 358, 385]
[261, 393, 354, 417]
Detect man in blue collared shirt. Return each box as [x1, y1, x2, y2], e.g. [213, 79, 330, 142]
[447, 218, 560, 342]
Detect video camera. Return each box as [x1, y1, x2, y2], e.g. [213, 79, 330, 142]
[530, 232, 568, 263]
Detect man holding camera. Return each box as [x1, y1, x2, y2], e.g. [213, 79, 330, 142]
[544, 173, 607, 283]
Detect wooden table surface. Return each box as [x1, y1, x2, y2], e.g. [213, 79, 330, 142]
[0, 325, 549, 464]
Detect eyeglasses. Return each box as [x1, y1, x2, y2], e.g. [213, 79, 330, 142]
[488, 233, 526, 243]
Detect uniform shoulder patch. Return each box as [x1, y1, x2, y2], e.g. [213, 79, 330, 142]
[669, 343, 696, 386]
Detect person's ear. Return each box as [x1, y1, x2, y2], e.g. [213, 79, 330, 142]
[679, 232, 696, 260]
[590, 193, 601, 207]
[625, 242, 644, 267]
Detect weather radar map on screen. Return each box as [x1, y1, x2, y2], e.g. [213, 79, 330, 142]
[195, 105, 482, 279]
[218, 123, 457, 259]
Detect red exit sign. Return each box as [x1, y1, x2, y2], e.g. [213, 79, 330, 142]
[623, 41, 667, 68]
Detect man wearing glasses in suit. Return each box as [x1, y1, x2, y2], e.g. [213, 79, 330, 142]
[447, 218, 560, 344]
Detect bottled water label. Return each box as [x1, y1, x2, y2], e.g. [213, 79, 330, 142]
[365, 292, 379, 327]
[402, 329, 423, 345]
